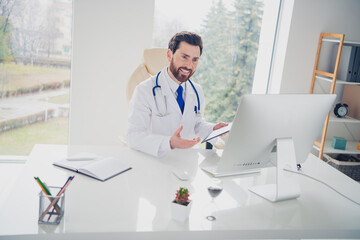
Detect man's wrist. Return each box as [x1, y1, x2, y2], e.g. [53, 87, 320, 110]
[169, 137, 174, 149]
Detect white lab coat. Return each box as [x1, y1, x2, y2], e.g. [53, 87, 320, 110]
[126, 67, 214, 157]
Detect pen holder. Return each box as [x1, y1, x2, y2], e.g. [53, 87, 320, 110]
[38, 186, 65, 225]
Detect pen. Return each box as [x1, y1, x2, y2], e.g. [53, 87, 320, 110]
[43, 182, 52, 195]
[47, 176, 73, 221]
[56, 175, 74, 196]
[44, 182, 54, 221]
[39, 176, 75, 221]
[35, 177, 51, 195]
[34, 177, 61, 214]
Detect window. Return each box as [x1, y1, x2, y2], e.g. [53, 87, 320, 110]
[0, 0, 72, 156]
[152, 0, 281, 122]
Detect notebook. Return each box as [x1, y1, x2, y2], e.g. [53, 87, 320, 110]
[53, 156, 131, 181]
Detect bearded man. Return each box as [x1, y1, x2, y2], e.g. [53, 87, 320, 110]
[127, 31, 227, 157]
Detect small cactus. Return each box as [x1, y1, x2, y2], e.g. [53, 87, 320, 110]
[175, 187, 190, 205]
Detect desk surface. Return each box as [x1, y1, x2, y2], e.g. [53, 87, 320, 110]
[0, 144, 360, 239]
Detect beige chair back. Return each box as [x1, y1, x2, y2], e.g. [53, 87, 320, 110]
[126, 48, 168, 102]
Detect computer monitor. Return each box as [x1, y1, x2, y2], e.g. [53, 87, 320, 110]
[201, 94, 336, 202]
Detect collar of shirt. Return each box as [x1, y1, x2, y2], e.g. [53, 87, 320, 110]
[164, 67, 186, 100]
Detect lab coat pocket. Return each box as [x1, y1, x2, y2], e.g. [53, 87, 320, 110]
[152, 113, 177, 136]
[179, 111, 198, 139]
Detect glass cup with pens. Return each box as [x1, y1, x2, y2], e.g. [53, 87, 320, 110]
[38, 186, 65, 224]
[35, 176, 74, 225]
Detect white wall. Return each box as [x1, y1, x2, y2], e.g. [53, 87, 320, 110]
[69, 0, 154, 146]
[269, 0, 360, 94]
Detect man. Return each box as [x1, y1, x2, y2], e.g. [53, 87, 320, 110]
[127, 31, 227, 157]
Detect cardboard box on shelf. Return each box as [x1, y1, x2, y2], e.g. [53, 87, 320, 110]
[342, 85, 360, 120]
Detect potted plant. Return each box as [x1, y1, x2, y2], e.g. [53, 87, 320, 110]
[171, 187, 192, 222]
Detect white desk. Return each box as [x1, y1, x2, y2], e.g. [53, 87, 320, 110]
[0, 144, 360, 239]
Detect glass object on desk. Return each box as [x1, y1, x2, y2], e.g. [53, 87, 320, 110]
[206, 178, 223, 221]
[38, 186, 65, 225]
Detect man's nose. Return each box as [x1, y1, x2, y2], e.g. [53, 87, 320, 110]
[184, 59, 193, 69]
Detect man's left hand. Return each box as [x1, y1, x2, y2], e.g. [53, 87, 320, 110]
[213, 122, 229, 130]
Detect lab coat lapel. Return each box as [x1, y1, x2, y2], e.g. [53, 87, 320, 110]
[179, 81, 197, 138]
[183, 81, 196, 118]
[159, 72, 183, 117]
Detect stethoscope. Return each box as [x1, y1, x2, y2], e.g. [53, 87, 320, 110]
[152, 71, 201, 117]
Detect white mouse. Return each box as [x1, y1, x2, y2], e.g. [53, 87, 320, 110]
[172, 169, 190, 181]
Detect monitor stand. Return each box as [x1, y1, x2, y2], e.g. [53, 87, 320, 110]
[249, 137, 300, 202]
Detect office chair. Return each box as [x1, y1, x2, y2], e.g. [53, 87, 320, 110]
[126, 48, 168, 102]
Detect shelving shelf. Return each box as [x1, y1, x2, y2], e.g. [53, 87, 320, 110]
[314, 140, 360, 155]
[323, 38, 360, 47]
[315, 75, 360, 85]
[329, 115, 360, 123]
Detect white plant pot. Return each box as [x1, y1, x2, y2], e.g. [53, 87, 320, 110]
[171, 200, 192, 222]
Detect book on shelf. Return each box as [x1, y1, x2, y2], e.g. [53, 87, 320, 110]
[53, 154, 131, 181]
[351, 47, 360, 82]
[343, 47, 356, 82]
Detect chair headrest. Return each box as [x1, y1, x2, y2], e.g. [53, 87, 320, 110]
[143, 48, 168, 75]
[126, 48, 169, 103]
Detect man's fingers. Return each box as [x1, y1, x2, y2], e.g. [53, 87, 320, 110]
[174, 125, 183, 137]
[213, 122, 229, 130]
[170, 126, 200, 149]
[180, 138, 200, 148]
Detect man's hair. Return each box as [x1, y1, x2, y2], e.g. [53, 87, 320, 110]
[168, 31, 203, 55]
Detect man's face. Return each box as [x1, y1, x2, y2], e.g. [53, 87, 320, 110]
[167, 41, 200, 83]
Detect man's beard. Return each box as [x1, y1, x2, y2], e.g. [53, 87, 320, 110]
[169, 59, 194, 83]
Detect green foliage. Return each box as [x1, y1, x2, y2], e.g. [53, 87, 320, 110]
[0, 117, 69, 155]
[1, 63, 70, 95]
[0, 16, 13, 63]
[195, 0, 263, 123]
[42, 93, 70, 105]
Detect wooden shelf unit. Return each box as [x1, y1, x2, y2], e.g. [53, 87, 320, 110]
[310, 33, 360, 159]
[310, 33, 345, 159]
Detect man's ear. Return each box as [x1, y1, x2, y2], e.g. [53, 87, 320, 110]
[167, 49, 172, 62]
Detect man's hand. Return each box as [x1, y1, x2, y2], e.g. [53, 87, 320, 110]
[213, 122, 229, 130]
[213, 122, 229, 140]
[170, 125, 200, 149]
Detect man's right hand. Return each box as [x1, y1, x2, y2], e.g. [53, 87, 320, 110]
[170, 125, 200, 149]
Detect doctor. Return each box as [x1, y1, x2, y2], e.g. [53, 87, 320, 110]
[127, 31, 228, 157]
